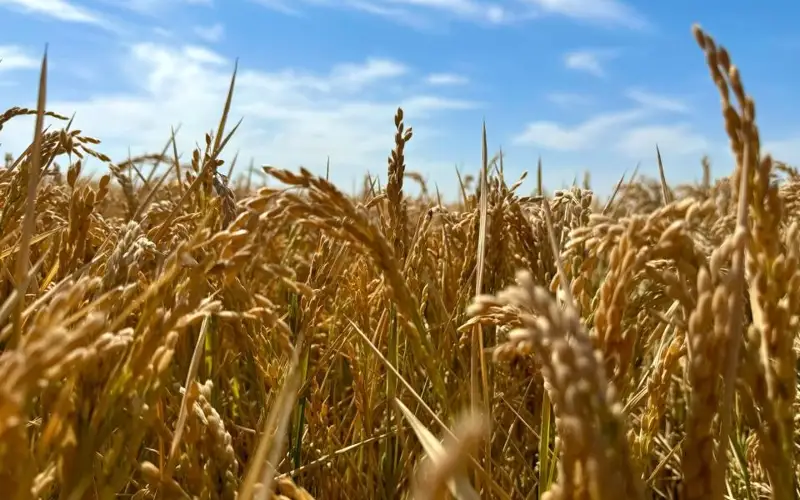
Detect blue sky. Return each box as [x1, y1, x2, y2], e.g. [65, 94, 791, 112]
[0, 0, 798, 198]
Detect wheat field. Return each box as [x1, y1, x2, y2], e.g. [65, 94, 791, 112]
[0, 23, 798, 500]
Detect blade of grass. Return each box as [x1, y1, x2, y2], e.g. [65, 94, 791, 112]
[11, 45, 48, 346]
[349, 318, 512, 500]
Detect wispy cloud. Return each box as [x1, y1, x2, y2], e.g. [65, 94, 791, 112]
[0, 0, 104, 24]
[389, 0, 508, 23]
[102, 0, 214, 16]
[0, 45, 39, 72]
[249, 0, 300, 15]
[624, 88, 690, 114]
[252, 0, 515, 25]
[194, 23, 225, 43]
[256, 0, 645, 29]
[0, 42, 476, 190]
[425, 72, 469, 86]
[615, 124, 708, 159]
[513, 109, 645, 150]
[523, 0, 647, 29]
[515, 87, 710, 163]
[328, 59, 408, 91]
[564, 49, 617, 77]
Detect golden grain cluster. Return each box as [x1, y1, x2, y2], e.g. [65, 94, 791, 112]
[0, 24, 798, 500]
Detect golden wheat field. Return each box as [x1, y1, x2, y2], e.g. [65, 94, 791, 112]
[1, 23, 799, 500]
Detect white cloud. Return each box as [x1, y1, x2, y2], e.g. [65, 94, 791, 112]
[425, 72, 469, 86]
[486, 4, 505, 23]
[0, 45, 39, 72]
[362, 0, 510, 22]
[109, 0, 213, 13]
[514, 92, 713, 173]
[614, 124, 709, 159]
[523, 0, 647, 29]
[249, 0, 300, 15]
[253, 0, 646, 29]
[512, 111, 717, 195]
[193, 23, 225, 43]
[513, 109, 645, 150]
[0, 42, 478, 190]
[252, 0, 514, 25]
[625, 88, 690, 114]
[564, 49, 617, 77]
[0, 0, 104, 24]
[328, 59, 408, 90]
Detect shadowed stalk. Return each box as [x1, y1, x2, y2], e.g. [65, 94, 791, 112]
[714, 142, 750, 499]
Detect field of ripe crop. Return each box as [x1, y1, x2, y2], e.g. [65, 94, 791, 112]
[0, 24, 798, 500]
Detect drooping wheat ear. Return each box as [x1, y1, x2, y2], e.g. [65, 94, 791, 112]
[469, 270, 643, 500]
[636, 300, 684, 460]
[680, 234, 739, 499]
[108, 163, 139, 219]
[410, 408, 488, 500]
[263, 166, 447, 399]
[694, 23, 796, 496]
[212, 171, 237, 229]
